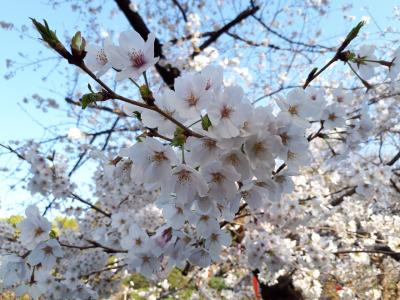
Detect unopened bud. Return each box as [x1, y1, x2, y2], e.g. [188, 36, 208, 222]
[71, 31, 86, 60]
[139, 85, 155, 106]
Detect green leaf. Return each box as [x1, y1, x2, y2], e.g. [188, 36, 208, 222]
[201, 114, 212, 131]
[87, 83, 94, 93]
[30, 18, 60, 47]
[340, 21, 366, 50]
[133, 111, 142, 121]
[172, 127, 186, 147]
[49, 229, 58, 239]
[345, 21, 366, 42]
[81, 93, 100, 109]
[139, 84, 154, 105]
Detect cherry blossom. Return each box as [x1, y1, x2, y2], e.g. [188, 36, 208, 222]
[109, 30, 159, 80]
[27, 239, 63, 269]
[17, 205, 52, 250]
[84, 37, 113, 77]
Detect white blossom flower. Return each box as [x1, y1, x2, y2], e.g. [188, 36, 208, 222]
[122, 137, 178, 189]
[162, 202, 191, 229]
[208, 86, 248, 138]
[188, 248, 212, 267]
[185, 136, 221, 167]
[350, 45, 378, 80]
[27, 239, 63, 269]
[129, 252, 160, 278]
[201, 161, 240, 200]
[121, 223, 150, 252]
[164, 164, 208, 204]
[84, 37, 113, 77]
[200, 65, 223, 92]
[305, 87, 327, 110]
[196, 213, 220, 237]
[0, 254, 30, 287]
[204, 228, 231, 260]
[221, 150, 252, 180]
[109, 30, 159, 80]
[331, 86, 352, 105]
[321, 104, 346, 129]
[244, 133, 282, 170]
[17, 205, 52, 250]
[141, 89, 181, 137]
[173, 73, 212, 120]
[111, 212, 131, 234]
[276, 88, 317, 127]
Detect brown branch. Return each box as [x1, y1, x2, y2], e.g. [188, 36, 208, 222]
[82, 264, 127, 278]
[191, 4, 260, 58]
[101, 116, 120, 151]
[253, 15, 333, 51]
[329, 186, 357, 206]
[70, 193, 111, 218]
[68, 133, 97, 177]
[60, 240, 127, 254]
[85, 239, 127, 253]
[335, 248, 400, 262]
[65, 97, 128, 117]
[390, 178, 400, 193]
[387, 150, 400, 166]
[171, 0, 187, 22]
[169, 31, 214, 44]
[0, 143, 25, 160]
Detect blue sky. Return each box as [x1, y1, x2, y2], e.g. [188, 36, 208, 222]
[0, 0, 398, 215]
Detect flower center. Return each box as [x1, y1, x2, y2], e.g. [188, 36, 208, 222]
[203, 139, 216, 150]
[175, 169, 192, 183]
[328, 113, 337, 121]
[211, 172, 225, 184]
[34, 227, 45, 237]
[253, 142, 266, 155]
[96, 49, 108, 65]
[287, 150, 296, 160]
[200, 215, 209, 222]
[280, 132, 289, 145]
[43, 246, 54, 255]
[152, 151, 167, 163]
[186, 92, 199, 107]
[210, 233, 219, 241]
[226, 153, 240, 166]
[288, 105, 298, 115]
[220, 104, 233, 119]
[130, 50, 147, 68]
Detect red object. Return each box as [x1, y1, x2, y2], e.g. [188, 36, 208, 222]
[335, 284, 342, 291]
[252, 275, 261, 300]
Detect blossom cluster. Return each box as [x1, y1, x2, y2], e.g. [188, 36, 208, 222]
[24, 144, 74, 199]
[1, 22, 400, 300]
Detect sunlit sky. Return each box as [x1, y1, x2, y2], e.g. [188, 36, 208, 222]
[0, 0, 398, 216]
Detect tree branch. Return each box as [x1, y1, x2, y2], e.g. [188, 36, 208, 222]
[171, 0, 187, 22]
[70, 193, 111, 218]
[387, 150, 400, 166]
[191, 4, 260, 58]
